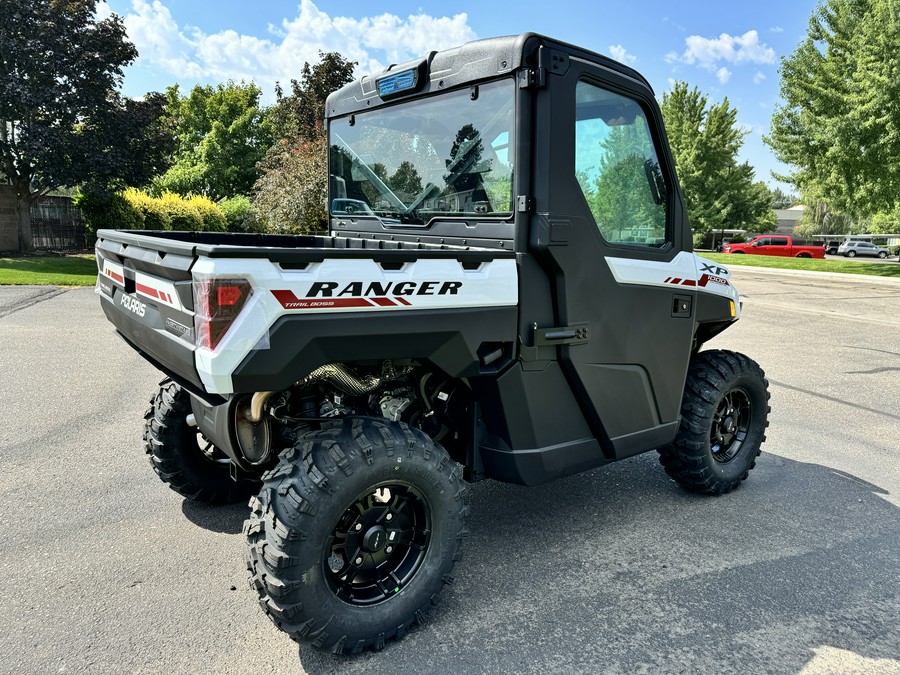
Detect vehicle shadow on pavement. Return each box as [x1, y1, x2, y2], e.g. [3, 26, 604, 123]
[297, 451, 900, 674]
[180, 499, 247, 534]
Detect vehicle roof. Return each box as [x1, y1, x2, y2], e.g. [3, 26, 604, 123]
[325, 33, 653, 119]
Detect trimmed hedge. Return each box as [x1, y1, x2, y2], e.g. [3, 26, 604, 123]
[123, 188, 171, 230]
[73, 191, 144, 233]
[76, 189, 229, 237]
[186, 195, 227, 232]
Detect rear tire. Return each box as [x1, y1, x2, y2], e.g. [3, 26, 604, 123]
[847, 250, 857, 257]
[244, 418, 468, 654]
[658, 350, 770, 494]
[144, 379, 259, 504]
[796, 252, 811, 258]
[878, 251, 887, 258]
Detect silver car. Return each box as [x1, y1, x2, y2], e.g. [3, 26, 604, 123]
[837, 241, 890, 258]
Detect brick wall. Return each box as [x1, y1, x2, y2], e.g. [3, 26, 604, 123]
[0, 185, 18, 251]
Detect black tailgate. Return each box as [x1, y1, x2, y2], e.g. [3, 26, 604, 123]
[95, 232, 204, 391]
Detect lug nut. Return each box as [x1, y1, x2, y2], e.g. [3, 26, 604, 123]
[386, 546, 393, 554]
[385, 513, 393, 521]
[355, 523, 362, 531]
[355, 557, 363, 565]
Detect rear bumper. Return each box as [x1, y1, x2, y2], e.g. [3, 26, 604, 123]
[100, 290, 207, 395]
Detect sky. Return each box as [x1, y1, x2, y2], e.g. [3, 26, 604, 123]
[98, 0, 818, 191]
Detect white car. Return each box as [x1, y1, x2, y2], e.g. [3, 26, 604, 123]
[837, 241, 890, 258]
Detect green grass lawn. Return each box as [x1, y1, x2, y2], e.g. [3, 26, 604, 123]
[701, 252, 900, 278]
[0, 254, 97, 286]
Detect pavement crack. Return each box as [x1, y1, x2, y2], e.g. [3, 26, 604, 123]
[769, 379, 900, 422]
[847, 345, 900, 359]
[0, 288, 69, 319]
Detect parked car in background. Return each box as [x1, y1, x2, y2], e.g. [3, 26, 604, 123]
[838, 241, 889, 258]
[723, 235, 825, 258]
[824, 240, 842, 255]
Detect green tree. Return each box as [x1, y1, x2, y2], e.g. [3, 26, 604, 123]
[155, 82, 272, 199]
[268, 52, 357, 140]
[661, 82, 775, 239]
[793, 197, 854, 238]
[770, 186, 799, 209]
[868, 206, 900, 234]
[766, 0, 900, 219]
[590, 124, 665, 239]
[255, 52, 356, 231]
[254, 129, 328, 233]
[387, 161, 423, 202]
[0, 0, 173, 250]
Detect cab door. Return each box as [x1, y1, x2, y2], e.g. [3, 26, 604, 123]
[528, 51, 696, 459]
[758, 237, 791, 257]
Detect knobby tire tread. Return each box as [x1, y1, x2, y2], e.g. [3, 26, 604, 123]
[658, 350, 770, 495]
[144, 379, 258, 505]
[243, 417, 468, 654]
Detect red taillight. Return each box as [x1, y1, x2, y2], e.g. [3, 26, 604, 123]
[217, 285, 244, 306]
[194, 278, 252, 350]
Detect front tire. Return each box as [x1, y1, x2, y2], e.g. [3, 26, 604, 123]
[847, 250, 857, 257]
[658, 350, 770, 494]
[878, 251, 887, 258]
[244, 418, 468, 654]
[144, 379, 259, 504]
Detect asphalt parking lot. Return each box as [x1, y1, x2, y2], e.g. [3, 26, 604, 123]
[0, 268, 898, 675]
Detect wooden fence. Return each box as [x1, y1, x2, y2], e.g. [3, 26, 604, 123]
[30, 196, 88, 251]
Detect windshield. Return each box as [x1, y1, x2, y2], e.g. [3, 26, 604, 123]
[329, 79, 515, 226]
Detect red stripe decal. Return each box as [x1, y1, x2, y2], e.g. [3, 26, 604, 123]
[681, 279, 697, 287]
[106, 269, 124, 284]
[395, 297, 412, 306]
[272, 290, 375, 310]
[697, 275, 709, 287]
[664, 277, 672, 284]
[136, 282, 160, 299]
[370, 297, 397, 307]
[670, 278, 681, 285]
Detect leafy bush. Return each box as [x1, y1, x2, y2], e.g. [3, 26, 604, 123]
[74, 190, 144, 238]
[75, 188, 231, 236]
[123, 188, 171, 230]
[155, 191, 203, 231]
[187, 195, 227, 232]
[218, 195, 259, 231]
[151, 161, 207, 198]
[254, 132, 328, 233]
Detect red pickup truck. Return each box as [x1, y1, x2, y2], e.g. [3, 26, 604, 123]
[723, 235, 825, 258]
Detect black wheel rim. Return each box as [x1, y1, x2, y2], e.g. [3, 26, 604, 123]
[324, 482, 431, 606]
[710, 388, 752, 463]
[180, 417, 231, 467]
[195, 430, 231, 465]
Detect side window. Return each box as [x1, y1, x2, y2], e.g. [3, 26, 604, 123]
[772, 238, 788, 246]
[575, 80, 668, 248]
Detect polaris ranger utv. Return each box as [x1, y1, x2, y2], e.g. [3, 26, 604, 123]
[95, 33, 769, 654]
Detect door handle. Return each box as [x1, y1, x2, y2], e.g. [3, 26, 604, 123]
[533, 322, 590, 346]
